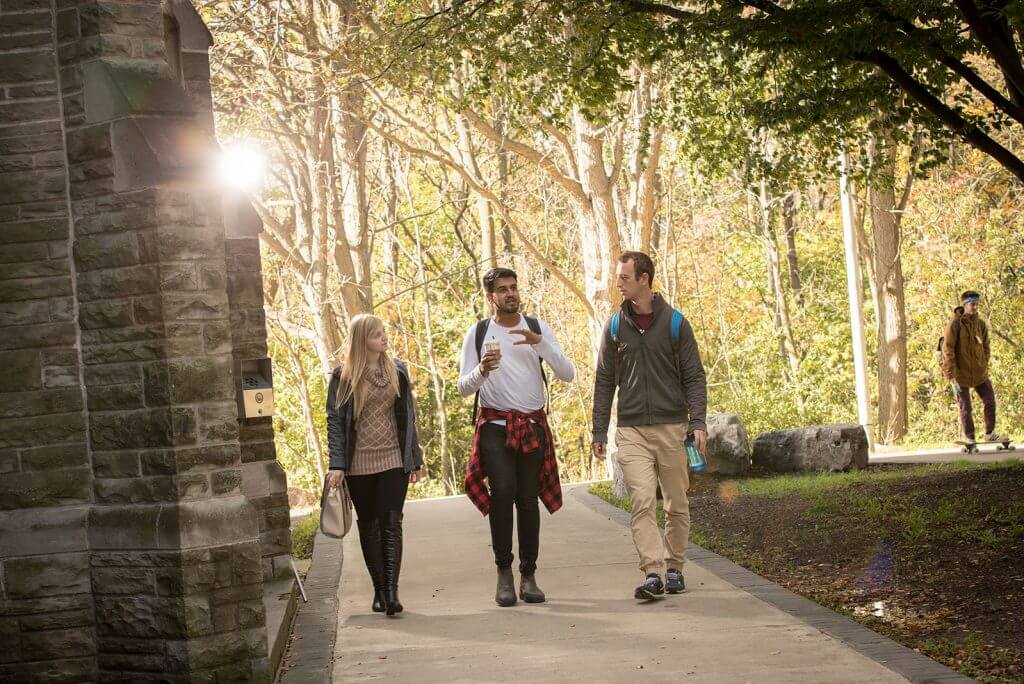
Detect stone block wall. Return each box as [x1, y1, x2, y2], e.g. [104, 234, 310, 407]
[226, 196, 291, 580]
[1, 0, 97, 677]
[0, 0, 290, 679]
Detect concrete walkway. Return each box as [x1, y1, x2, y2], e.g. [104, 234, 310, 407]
[330, 485, 965, 683]
[870, 445, 1021, 464]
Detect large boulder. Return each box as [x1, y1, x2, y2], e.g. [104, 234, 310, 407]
[752, 424, 868, 473]
[706, 413, 750, 475]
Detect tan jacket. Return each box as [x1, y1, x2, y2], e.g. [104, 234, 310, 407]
[942, 313, 990, 387]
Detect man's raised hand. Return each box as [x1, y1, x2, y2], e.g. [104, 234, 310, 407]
[510, 327, 542, 346]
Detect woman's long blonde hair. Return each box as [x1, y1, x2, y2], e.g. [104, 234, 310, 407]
[336, 314, 400, 417]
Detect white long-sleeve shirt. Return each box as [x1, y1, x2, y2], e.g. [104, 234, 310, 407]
[457, 315, 574, 415]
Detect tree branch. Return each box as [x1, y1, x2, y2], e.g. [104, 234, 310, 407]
[864, 0, 1024, 127]
[622, 0, 695, 21]
[861, 49, 1024, 183]
[539, 120, 581, 181]
[608, 122, 626, 186]
[897, 131, 923, 212]
[366, 119, 597, 319]
[461, 109, 588, 203]
[265, 308, 319, 341]
[953, 0, 1024, 104]
[251, 198, 306, 272]
[625, 0, 1024, 180]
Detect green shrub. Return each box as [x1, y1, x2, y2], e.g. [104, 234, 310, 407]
[292, 510, 320, 560]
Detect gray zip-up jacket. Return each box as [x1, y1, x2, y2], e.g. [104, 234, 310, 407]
[592, 294, 708, 442]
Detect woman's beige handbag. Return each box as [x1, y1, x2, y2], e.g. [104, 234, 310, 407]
[320, 478, 353, 539]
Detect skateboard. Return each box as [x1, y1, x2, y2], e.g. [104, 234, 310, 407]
[954, 439, 1017, 454]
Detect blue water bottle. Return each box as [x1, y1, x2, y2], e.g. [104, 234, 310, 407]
[685, 434, 705, 472]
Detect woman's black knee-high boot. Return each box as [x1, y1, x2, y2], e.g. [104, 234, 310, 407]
[356, 517, 387, 613]
[381, 510, 404, 616]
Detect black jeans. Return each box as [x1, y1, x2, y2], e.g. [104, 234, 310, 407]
[479, 422, 544, 575]
[347, 468, 408, 521]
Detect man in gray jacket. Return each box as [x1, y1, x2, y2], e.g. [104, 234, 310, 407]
[592, 251, 708, 600]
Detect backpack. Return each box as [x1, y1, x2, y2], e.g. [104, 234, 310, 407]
[936, 317, 961, 370]
[610, 309, 684, 345]
[472, 316, 547, 423]
[610, 308, 686, 383]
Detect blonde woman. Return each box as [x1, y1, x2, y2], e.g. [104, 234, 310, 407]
[326, 314, 423, 617]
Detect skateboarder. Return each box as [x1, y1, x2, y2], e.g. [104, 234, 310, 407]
[941, 291, 1005, 446]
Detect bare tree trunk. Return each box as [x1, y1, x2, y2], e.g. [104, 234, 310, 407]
[380, 141, 403, 326]
[404, 179, 456, 493]
[456, 114, 497, 279]
[759, 181, 802, 395]
[627, 70, 664, 253]
[416, 252, 454, 494]
[573, 112, 623, 349]
[336, 7, 373, 315]
[851, 188, 881, 319]
[869, 133, 910, 444]
[782, 192, 803, 306]
[492, 102, 513, 257]
[302, 282, 345, 372]
[292, 342, 326, 482]
[270, 318, 327, 485]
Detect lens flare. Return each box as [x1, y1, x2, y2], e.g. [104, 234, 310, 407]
[217, 142, 265, 193]
[858, 540, 895, 589]
[718, 480, 740, 505]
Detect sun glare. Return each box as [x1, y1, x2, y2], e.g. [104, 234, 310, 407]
[217, 142, 265, 193]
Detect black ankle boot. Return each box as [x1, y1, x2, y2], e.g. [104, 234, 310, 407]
[381, 510, 404, 616]
[495, 567, 517, 607]
[356, 517, 387, 613]
[519, 573, 546, 603]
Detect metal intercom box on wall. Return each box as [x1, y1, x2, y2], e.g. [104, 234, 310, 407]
[238, 358, 274, 419]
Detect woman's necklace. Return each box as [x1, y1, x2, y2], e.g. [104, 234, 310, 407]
[366, 364, 389, 388]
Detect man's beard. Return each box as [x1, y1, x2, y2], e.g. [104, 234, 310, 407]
[499, 300, 520, 313]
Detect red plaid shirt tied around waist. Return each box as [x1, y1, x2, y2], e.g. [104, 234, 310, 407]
[465, 407, 563, 516]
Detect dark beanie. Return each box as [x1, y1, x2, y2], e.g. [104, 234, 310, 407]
[960, 290, 981, 304]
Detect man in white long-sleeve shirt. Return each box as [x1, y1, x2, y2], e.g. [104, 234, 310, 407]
[458, 268, 574, 607]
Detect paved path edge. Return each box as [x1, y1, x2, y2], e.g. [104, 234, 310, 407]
[278, 531, 344, 684]
[573, 485, 973, 684]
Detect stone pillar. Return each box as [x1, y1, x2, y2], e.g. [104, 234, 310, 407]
[0, 0, 97, 678]
[225, 195, 293, 581]
[171, 0, 291, 582]
[1, 0, 288, 680]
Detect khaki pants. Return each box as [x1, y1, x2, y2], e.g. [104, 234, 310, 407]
[615, 423, 690, 576]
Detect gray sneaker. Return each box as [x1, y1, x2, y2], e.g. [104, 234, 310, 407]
[983, 432, 1007, 443]
[665, 568, 685, 594]
[634, 573, 665, 600]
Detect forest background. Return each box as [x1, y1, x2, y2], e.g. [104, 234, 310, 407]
[199, 0, 1024, 500]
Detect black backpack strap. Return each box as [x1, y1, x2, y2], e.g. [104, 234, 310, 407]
[523, 315, 550, 414]
[472, 316, 549, 422]
[474, 318, 490, 359]
[472, 318, 490, 424]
